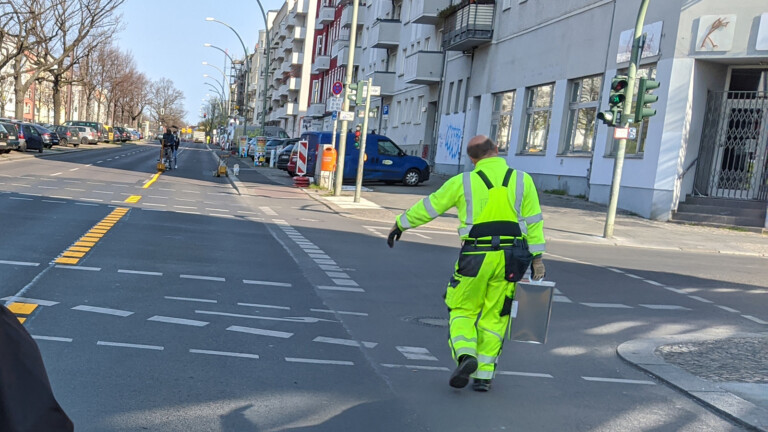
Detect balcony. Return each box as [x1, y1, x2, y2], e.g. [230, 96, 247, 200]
[271, 91, 281, 101]
[410, 0, 447, 25]
[278, 102, 298, 118]
[403, 51, 443, 85]
[289, 52, 303, 67]
[308, 102, 326, 117]
[336, 45, 360, 66]
[273, 48, 285, 61]
[292, 26, 306, 40]
[367, 71, 396, 96]
[316, 6, 334, 27]
[291, 0, 309, 16]
[442, 0, 495, 51]
[340, 4, 365, 28]
[312, 55, 330, 74]
[285, 14, 295, 29]
[287, 77, 301, 91]
[331, 38, 348, 59]
[369, 19, 400, 49]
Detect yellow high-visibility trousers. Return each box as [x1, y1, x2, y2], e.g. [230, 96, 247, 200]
[445, 249, 514, 380]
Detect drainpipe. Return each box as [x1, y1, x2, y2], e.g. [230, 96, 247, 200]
[455, 48, 474, 175]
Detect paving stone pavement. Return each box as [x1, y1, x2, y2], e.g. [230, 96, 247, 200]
[658, 337, 768, 383]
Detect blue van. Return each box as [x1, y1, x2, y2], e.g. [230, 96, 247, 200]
[299, 131, 430, 186]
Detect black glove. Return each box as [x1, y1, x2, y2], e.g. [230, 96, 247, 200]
[387, 224, 403, 248]
[531, 255, 545, 280]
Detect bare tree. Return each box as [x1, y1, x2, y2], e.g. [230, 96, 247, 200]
[148, 77, 186, 128]
[114, 63, 149, 128]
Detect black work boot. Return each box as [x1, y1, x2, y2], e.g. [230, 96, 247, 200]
[472, 378, 492, 392]
[449, 355, 478, 388]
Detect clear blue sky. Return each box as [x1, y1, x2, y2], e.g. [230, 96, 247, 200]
[116, 0, 284, 125]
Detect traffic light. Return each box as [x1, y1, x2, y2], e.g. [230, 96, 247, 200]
[354, 127, 361, 148]
[634, 78, 660, 122]
[346, 83, 358, 106]
[203, 113, 207, 118]
[597, 75, 628, 127]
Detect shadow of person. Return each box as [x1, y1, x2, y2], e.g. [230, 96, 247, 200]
[220, 404, 260, 432]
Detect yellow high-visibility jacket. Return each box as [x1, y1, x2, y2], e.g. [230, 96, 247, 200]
[396, 157, 545, 254]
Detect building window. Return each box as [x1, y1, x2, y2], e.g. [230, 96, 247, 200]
[521, 83, 554, 154]
[454, 80, 463, 113]
[399, 48, 406, 76]
[562, 74, 602, 154]
[24, 103, 30, 114]
[311, 80, 320, 104]
[445, 82, 454, 113]
[416, 95, 424, 123]
[490, 90, 515, 154]
[608, 64, 657, 156]
[394, 100, 401, 127]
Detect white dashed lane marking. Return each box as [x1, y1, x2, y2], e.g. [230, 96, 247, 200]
[97, 341, 164, 351]
[310, 308, 368, 317]
[72, 305, 133, 317]
[582, 376, 655, 385]
[0, 260, 40, 266]
[580, 303, 632, 309]
[147, 315, 209, 327]
[381, 364, 450, 371]
[742, 315, 768, 325]
[688, 295, 713, 304]
[317, 285, 365, 293]
[180, 274, 225, 282]
[396, 346, 438, 361]
[238, 302, 291, 310]
[313, 336, 377, 348]
[189, 349, 259, 359]
[226, 325, 293, 339]
[285, 357, 354, 366]
[164, 296, 218, 303]
[32, 335, 73, 342]
[497, 371, 554, 378]
[118, 269, 163, 276]
[243, 279, 292, 287]
[639, 304, 691, 311]
[55, 265, 101, 271]
[716, 305, 740, 313]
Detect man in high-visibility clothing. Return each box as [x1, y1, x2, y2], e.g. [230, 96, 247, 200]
[387, 135, 546, 392]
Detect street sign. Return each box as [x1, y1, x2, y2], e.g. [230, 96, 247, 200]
[331, 111, 337, 121]
[628, 127, 638, 140]
[332, 81, 343, 96]
[613, 127, 630, 140]
[361, 85, 382, 98]
[382, 104, 389, 119]
[296, 140, 309, 176]
[327, 97, 343, 112]
[338, 111, 354, 121]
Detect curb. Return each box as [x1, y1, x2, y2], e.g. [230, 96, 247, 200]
[617, 334, 768, 431]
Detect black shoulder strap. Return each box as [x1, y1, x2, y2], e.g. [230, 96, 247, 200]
[475, 170, 494, 189]
[502, 168, 514, 188]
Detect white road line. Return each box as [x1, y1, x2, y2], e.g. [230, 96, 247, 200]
[38, 186, 57, 189]
[164, 296, 217, 303]
[496, 371, 554, 378]
[174, 205, 197, 209]
[189, 349, 259, 359]
[82, 198, 103, 202]
[148, 195, 166, 198]
[259, 206, 278, 216]
[325, 272, 350, 278]
[581, 303, 633, 309]
[317, 285, 365, 293]
[285, 357, 354, 366]
[318, 265, 342, 271]
[643, 280, 664, 286]
[68, 168, 80, 171]
[639, 304, 691, 310]
[32, 335, 73, 342]
[238, 302, 291, 310]
[118, 269, 163, 276]
[181, 190, 200, 194]
[664, 286, 687, 295]
[41, 200, 66, 203]
[582, 376, 655, 385]
[178, 211, 201, 215]
[92, 190, 113, 194]
[742, 315, 768, 325]
[206, 208, 229, 212]
[97, 341, 164, 351]
[226, 325, 293, 338]
[332, 279, 359, 287]
[688, 296, 713, 304]
[2, 296, 58, 307]
[310, 308, 369, 317]
[144, 203, 166, 207]
[624, 273, 643, 279]
[308, 253, 331, 259]
[11, 183, 30, 187]
[380, 364, 450, 371]
[51, 195, 73, 199]
[72, 305, 133, 317]
[175, 198, 195, 202]
[605, 267, 625, 274]
[147, 315, 209, 327]
[553, 295, 573, 303]
[180, 274, 225, 282]
[9, 197, 32, 200]
[716, 305, 740, 313]
[314, 336, 377, 348]
[96, 160, 103, 163]
[396, 346, 438, 361]
[237, 210, 259, 215]
[159, 188, 176, 191]
[65, 188, 85, 191]
[55, 265, 101, 271]
[50, 172, 63, 176]
[75, 203, 98, 206]
[198, 310, 333, 324]
[0, 260, 40, 267]
[243, 279, 292, 287]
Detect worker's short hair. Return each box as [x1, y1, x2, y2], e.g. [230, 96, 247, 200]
[467, 137, 497, 159]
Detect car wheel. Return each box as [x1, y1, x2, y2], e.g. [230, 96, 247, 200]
[402, 168, 421, 186]
[38, 146, 43, 153]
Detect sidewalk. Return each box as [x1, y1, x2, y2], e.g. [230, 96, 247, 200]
[219, 154, 768, 429]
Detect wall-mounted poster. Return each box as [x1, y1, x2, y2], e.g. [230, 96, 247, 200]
[696, 15, 737, 52]
[757, 13, 768, 51]
[435, 113, 466, 166]
[616, 21, 663, 63]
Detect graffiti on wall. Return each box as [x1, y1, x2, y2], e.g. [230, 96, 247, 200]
[435, 112, 466, 165]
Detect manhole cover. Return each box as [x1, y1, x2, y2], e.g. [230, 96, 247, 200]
[403, 316, 449, 328]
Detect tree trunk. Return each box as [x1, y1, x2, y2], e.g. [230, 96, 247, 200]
[52, 73, 62, 125]
[13, 61, 25, 120]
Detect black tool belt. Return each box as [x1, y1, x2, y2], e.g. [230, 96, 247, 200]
[460, 236, 532, 282]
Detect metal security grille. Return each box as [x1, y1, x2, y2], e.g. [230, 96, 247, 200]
[694, 91, 768, 201]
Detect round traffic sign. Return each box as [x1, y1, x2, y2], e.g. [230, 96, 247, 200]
[332, 81, 343, 96]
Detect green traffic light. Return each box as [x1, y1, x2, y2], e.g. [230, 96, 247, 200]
[634, 78, 660, 122]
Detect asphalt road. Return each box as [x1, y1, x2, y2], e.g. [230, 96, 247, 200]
[1, 141, 763, 431]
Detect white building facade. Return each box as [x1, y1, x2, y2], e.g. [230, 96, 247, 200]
[432, 0, 768, 222]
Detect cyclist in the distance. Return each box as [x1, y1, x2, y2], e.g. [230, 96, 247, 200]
[161, 126, 176, 169]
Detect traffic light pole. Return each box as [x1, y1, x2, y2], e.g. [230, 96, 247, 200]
[353, 78, 373, 203]
[333, 0, 361, 197]
[603, 0, 649, 238]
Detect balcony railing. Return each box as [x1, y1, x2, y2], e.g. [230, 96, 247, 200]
[403, 51, 443, 85]
[312, 55, 331, 74]
[411, 0, 447, 25]
[336, 45, 360, 67]
[369, 19, 400, 49]
[331, 38, 348, 59]
[340, 4, 365, 28]
[308, 102, 326, 117]
[317, 6, 335, 27]
[292, 26, 306, 40]
[367, 71, 396, 96]
[289, 52, 303, 67]
[442, 0, 495, 51]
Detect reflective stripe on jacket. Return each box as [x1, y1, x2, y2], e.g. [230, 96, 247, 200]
[396, 157, 545, 254]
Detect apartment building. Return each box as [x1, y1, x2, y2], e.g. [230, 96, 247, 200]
[431, 0, 767, 224]
[264, 0, 318, 137]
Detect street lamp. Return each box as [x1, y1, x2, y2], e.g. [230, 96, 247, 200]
[206, 17, 250, 140]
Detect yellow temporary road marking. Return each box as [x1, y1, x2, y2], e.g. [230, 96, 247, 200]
[95, 224, 114, 229]
[143, 172, 161, 189]
[69, 246, 91, 252]
[124, 195, 142, 203]
[75, 241, 96, 247]
[62, 251, 86, 258]
[17, 317, 26, 324]
[8, 302, 38, 315]
[81, 236, 101, 242]
[56, 257, 80, 265]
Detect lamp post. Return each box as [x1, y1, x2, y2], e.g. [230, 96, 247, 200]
[251, 1, 271, 136]
[206, 17, 250, 140]
[202, 61, 228, 112]
[204, 43, 235, 115]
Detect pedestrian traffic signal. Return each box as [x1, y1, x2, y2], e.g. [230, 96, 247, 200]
[634, 78, 660, 122]
[597, 75, 628, 127]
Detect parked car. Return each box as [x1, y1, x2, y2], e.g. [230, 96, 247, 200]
[0, 123, 12, 153]
[54, 125, 82, 147]
[287, 132, 430, 186]
[77, 126, 99, 145]
[276, 143, 295, 171]
[12, 122, 44, 153]
[32, 124, 59, 149]
[265, 138, 296, 163]
[64, 120, 108, 143]
[0, 121, 23, 152]
[113, 126, 130, 142]
[128, 129, 141, 140]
